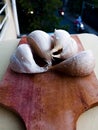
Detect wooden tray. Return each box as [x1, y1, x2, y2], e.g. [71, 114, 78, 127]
[0, 36, 98, 130]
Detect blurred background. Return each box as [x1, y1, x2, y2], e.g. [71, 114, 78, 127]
[0, 0, 98, 40]
[16, 0, 98, 35]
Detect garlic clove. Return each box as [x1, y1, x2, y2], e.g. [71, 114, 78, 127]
[49, 50, 95, 76]
[27, 30, 54, 66]
[54, 29, 70, 47]
[52, 37, 78, 60]
[10, 44, 48, 73]
[50, 29, 78, 60]
[49, 29, 71, 56]
[54, 29, 70, 39]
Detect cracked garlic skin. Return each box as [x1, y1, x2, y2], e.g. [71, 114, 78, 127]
[27, 30, 53, 66]
[10, 44, 48, 73]
[50, 29, 78, 60]
[49, 50, 95, 76]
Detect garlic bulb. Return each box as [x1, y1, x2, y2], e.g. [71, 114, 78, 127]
[10, 44, 48, 73]
[50, 29, 78, 60]
[27, 30, 53, 66]
[49, 50, 95, 76]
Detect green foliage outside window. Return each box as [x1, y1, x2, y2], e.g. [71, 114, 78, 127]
[93, 0, 98, 7]
[16, 0, 63, 34]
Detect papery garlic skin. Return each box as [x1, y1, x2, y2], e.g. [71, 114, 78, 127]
[27, 30, 53, 66]
[49, 50, 95, 76]
[10, 44, 48, 73]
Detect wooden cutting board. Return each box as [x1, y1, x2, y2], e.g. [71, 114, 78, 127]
[0, 36, 98, 130]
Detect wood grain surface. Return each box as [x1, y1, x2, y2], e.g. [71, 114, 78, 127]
[0, 36, 98, 130]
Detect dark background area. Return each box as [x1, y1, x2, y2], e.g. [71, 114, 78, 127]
[16, 0, 98, 35]
[83, 8, 98, 31]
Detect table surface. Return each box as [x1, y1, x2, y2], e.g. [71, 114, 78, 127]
[0, 33, 98, 130]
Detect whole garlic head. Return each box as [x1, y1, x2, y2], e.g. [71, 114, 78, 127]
[10, 29, 95, 76]
[10, 44, 48, 73]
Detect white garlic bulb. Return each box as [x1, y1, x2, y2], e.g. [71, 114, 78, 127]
[10, 29, 95, 76]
